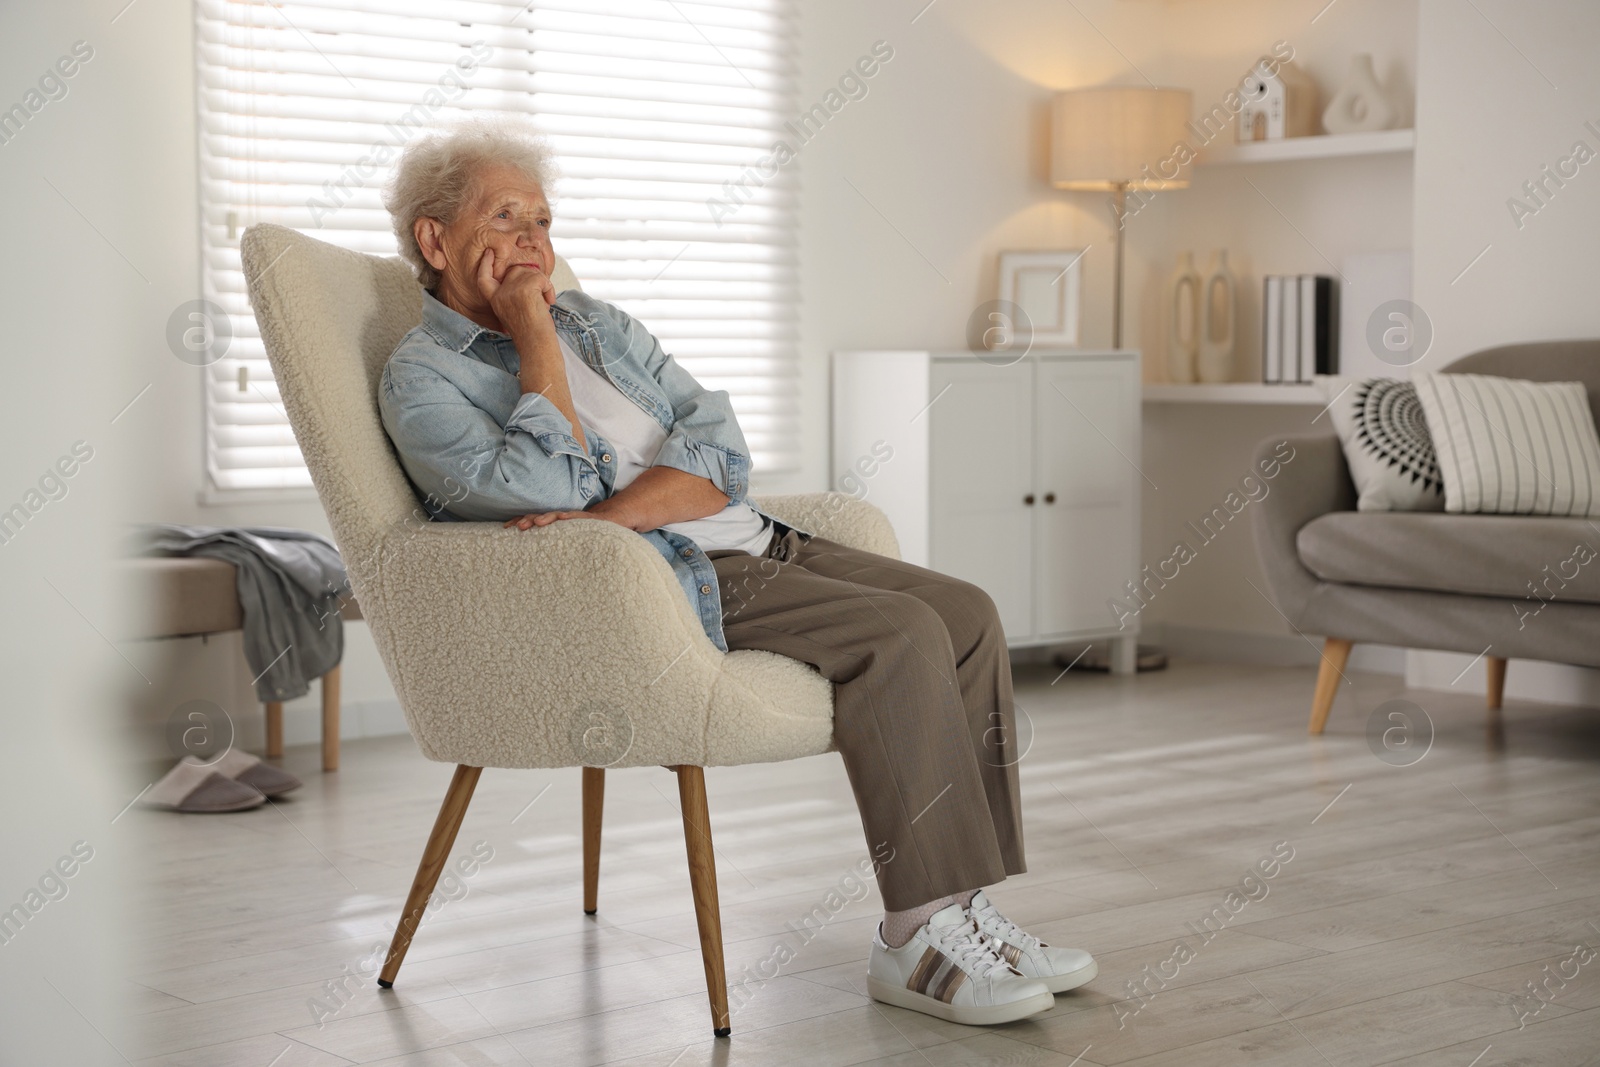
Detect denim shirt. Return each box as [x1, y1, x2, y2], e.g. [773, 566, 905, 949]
[378, 287, 800, 652]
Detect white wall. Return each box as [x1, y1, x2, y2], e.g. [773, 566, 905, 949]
[1406, 0, 1600, 703]
[0, 6, 150, 1055]
[1412, 0, 1600, 361]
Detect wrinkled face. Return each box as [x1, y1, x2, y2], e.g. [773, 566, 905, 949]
[423, 162, 554, 302]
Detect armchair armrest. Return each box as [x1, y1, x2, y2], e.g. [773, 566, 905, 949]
[368, 517, 721, 768]
[753, 492, 900, 559]
[1250, 434, 1355, 626]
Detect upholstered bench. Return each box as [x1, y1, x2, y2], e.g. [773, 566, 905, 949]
[121, 556, 360, 771]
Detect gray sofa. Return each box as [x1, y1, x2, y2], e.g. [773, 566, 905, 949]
[1252, 340, 1600, 733]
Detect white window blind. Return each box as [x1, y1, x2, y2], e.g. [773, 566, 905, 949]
[195, 0, 800, 495]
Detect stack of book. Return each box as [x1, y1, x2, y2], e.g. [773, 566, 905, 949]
[1263, 274, 1339, 383]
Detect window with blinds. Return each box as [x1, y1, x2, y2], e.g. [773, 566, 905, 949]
[195, 0, 800, 495]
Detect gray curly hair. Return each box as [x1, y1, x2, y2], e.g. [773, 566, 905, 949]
[383, 116, 558, 291]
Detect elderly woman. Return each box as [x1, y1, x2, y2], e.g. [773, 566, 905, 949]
[376, 118, 1094, 1026]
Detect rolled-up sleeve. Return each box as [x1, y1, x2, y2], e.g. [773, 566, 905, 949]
[379, 361, 600, 521]
[609, 306, 753, 505]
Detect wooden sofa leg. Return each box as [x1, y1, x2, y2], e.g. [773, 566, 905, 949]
[378, 764, 482, 988]
[322, 665, 341, 772]
[582, 767, 604, 915]
[1309, 638, 1354, 735]
[265, 702, 283, 759]
[1486, 656, 1507, 711]
[675, 765, 731, 1037]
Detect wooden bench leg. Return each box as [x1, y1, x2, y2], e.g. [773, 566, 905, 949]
[675, 765, 730, 1037]
[378, 764, 482, 988]
[1309, 638, 1353, 735]
[583, 767, 604, 915]
[1486, 656, 1507, 711]
[265, 702, 284, 759]
[321, 665, 341, 772]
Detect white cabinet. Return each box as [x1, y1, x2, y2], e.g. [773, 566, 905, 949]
[832, 349, 1141, 670]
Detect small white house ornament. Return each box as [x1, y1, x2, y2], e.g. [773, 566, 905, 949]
[1237, 57, 1319, 141]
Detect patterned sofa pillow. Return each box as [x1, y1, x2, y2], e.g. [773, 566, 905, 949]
[1315, 376, 1446, 512]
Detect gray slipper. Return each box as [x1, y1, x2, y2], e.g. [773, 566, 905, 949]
[170, 772, 267, 813]
[234, 761, 303, 798]
[207, 748, 304, 798]
[143, 760, 268, 813]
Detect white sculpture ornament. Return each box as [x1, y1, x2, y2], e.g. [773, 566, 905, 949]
[1322, 53, 1395, 135]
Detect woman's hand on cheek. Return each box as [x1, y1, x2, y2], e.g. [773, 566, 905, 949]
[475, 246, 499, 300]
[478, 246, 556, 336]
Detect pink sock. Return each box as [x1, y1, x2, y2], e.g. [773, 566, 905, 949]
[881, 888, 979, 948]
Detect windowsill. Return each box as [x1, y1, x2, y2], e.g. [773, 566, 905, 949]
[197, 485, 322, 507]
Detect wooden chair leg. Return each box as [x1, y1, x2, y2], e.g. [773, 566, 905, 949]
[265, 702, 284, 759]
[582, 767, 604, 915]
[1486, 656, 1507, 711]
[377, 764, 482, 988]
[675, 765, 731, 1038]
[321, 665, 341, 772]
[1309, 638, 1354, 735]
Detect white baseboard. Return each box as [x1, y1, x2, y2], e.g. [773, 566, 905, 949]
[1150, 622, 1407, 674]
[1407, 650, 1600, 709]
[1062, 623, 1598, 709]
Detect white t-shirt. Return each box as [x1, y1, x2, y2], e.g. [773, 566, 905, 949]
[556, 335, 773, 555]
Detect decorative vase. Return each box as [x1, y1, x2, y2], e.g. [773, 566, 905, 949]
[1197, 251, 1237, 383]
[1322, 53, 1395, 135]
[1166, 251, 1200, 383]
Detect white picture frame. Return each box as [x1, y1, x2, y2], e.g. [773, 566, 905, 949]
[997, 250, 1084, 348]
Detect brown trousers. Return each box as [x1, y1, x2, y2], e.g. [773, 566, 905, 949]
[706, 521, 1026, 911]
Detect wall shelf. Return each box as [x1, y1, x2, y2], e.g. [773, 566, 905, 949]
[1143, 382, 1324, 404]
[1198, 128, 1415, 165]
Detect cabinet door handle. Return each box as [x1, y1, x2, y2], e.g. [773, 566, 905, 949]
[1023, 494, 1035, 506]
[1044, 492, 1056, 504]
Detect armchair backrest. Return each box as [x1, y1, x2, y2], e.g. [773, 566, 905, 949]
[239, 222, 580, 574]
[1443, 340, 1600, 436]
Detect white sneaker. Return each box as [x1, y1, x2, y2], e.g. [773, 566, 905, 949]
[968, 890, 1098, 994]
[867, 902, 1055, 1025]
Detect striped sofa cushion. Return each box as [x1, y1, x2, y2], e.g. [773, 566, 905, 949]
[1413, 372, 1600, 516]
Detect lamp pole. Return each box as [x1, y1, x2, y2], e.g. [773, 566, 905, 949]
[1110, 181, 1127, 350]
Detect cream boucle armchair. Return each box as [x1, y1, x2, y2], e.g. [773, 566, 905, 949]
[239, 223, 898, 1037]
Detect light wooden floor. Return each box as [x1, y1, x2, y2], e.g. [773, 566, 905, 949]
[118, 661, 1600, 1066]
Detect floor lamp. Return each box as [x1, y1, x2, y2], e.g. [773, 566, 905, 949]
[1050, 87, 1193, 349]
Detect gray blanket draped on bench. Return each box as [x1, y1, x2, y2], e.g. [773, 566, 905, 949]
[127, 524, 352, 702]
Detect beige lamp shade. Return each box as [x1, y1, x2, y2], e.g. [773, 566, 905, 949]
[1050, 87, 1194, 190]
